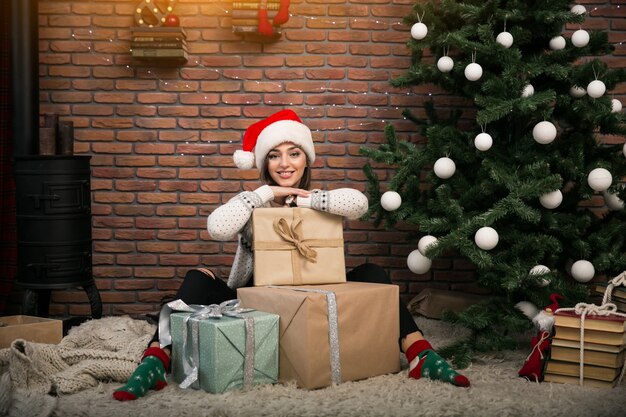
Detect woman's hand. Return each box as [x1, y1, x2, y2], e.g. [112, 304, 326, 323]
[269, 186, 310, 204]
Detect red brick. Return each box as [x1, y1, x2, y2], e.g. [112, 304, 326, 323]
[115, 230, 156, 240]
[116, 254, 158, 265]
[159, 255, 200, 266]
[156, 206, 197, 216]
[93, 191, 135, 204]
[115, 280, 156, 291]
[116, 105, 157, 117]
[135, 268, 176, 278]
[135, 168, 177, 179]
[93, 267, 133, 278]
[138, 291, 176, 303]
[115, 205, 155, 216]
[157, 230, 198, 240]
[94, 242, 135, 253]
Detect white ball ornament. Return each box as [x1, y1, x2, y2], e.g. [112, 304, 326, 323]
[529, 265, 551, 287]
[464, 63, 483, 81]
[549, 36, 566, 50]
[603, 191, 625, 210]
[521, 84, 534, 97]
[474, 132, 493, 151]
[571, 29, 590, 48]
[410, 22, 428, 40]
[571, 5, 587, 15]
[407, 249, 432, 274]
[587, 168, 612, 192]
[612, 99, 623, 113]
[496, 31, 513, 48]
[569, 86, 586, 98]
[433, 157, 456, 179]
[570, 260, 595, 283]
[623, 142, 626, 157]
[437, 56, 454, 73]
[474, 226, 499, 250]
[539, 190, 563, 209]
[418, 235, 438, 255]
[532, 121, 557, 144]
[587, 80, 606, 98]
[380, 191, 402, 211]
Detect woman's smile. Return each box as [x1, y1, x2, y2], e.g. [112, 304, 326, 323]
[267, 142, 307, 187]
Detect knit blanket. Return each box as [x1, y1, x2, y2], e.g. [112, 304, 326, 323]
[0, 316, 154, 417]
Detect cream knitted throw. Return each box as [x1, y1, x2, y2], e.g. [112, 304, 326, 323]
[0, 316, 154, 417]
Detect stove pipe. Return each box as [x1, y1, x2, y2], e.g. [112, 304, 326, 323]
[11, 0, 39, 156]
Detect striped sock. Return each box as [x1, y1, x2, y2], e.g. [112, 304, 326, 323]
[113, 347, 170, 401]
[406, 340, 470, 387]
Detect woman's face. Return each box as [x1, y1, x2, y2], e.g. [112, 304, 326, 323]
[266, 142, 307, 188]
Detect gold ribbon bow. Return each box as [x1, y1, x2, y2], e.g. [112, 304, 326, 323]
[273, 217, 317, 263]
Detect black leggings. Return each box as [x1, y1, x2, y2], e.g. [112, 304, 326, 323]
[150, 263, 420, 346]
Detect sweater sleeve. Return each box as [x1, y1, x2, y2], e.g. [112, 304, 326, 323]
[296, 188, 368, 220]
[207, 185, 274, 241]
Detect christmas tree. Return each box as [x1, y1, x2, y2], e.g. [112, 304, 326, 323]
[361, 0, 626, 366]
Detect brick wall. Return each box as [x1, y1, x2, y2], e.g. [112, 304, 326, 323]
[32, 0, 625, 317]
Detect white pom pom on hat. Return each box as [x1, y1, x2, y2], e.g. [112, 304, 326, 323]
[235, 109, 315, 171]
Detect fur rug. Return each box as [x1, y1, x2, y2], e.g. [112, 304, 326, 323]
[7, 317, 626, 417]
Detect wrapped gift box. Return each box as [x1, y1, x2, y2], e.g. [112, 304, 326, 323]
[252, 207, 346, 286]
[238, 282, 401, 389]
[0, 315, 63, 348]
[170, 310, 279, 393]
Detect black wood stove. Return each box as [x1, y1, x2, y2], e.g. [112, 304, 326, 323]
[14, 155, 102, 318]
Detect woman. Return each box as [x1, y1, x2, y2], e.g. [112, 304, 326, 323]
[113, 110, 469, 401]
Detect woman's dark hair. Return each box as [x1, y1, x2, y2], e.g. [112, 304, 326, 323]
[260, 146, 311, 190]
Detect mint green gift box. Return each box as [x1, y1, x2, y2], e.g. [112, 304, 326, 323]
[170, 310, 279, 393]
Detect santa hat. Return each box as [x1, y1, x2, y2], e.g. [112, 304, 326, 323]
[234, 109, 315, 170]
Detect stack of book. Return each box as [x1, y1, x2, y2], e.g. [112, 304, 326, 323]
[130, 26, 188, 62]
[231, 1, 282, 35]
[544, 308, 626, 388]
[589, 283, 626, 314]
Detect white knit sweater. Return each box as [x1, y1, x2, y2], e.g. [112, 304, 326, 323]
[207, 185, 368, 289]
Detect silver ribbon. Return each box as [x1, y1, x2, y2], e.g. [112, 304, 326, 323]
[268, 286, 342, 385]
[158, 298, 256, 390]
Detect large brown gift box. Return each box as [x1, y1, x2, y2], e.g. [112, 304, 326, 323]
[252, 207, 346, 286]
[237, 282, 401, 389]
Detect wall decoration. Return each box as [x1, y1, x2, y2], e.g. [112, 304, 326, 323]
[232, 0, 291, 37]
[135, 0, 177, 28]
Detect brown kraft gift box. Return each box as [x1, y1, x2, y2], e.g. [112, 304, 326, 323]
[0, 315, 63, 348]
[252, 207, 346, 286]
[237, 282, 401, 389]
